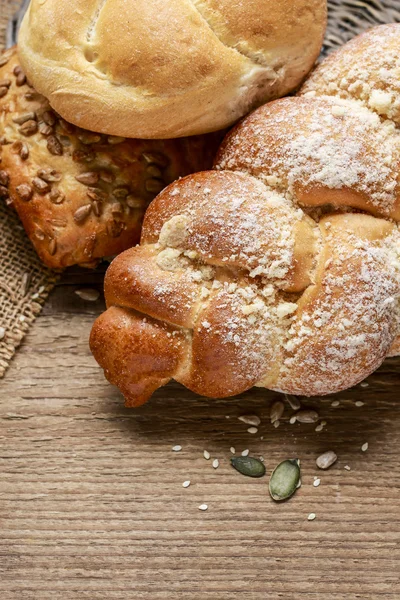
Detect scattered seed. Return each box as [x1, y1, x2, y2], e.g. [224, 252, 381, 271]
[73, 204, 92, 224]
[19, 119, 38, 136]
[241, 449, 249, 457]
[315, 423, 324, 432]
[269, 459, 301, 502]
[361, 442, 368, 452]
[212, 459, 219, 469]
[231, 456, 266, 478]
[355, 401, 364, 407]
[230, 447, 235, 454]
[172, 445, 182, 452]
[75, 171, 99, 186]
[238, 414, 260, 427]
[295, 409, 319, 424]
[344, 465, 351, 471]
[47, 135, 63, 156]
[289, 416, 297, 425]
[316, 451, 337, 470]
[331, 400, 340, 407]
[182, 481, 190, 488]
[273, 420, 280, 429]
[15, 183, 33, 202]
[313, 478, 321, 487]
[203, 450, 210, 460]
[75, 288, 100, 302]
[270, 400, 284, 423]
[360, 382, 369, 388]
[308, 513, 316, 521]
[284, 393, 301, 411]
[13, 112, 37, 125]
[247, 427, 258, 434]
[259, 456, 264, 462]
[198, 504, 208, 511]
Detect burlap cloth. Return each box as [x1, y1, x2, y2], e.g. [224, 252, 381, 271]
[0, 0, 399, 379]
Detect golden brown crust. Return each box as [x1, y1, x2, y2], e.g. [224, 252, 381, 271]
[90, 24, 400, 405]
[0, 48, 220, 268]
[17, 0, 326, 138]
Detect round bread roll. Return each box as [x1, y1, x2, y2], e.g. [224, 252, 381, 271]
[17, 0, 327, 139]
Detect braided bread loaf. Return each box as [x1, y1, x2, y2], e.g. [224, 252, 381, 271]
[90, 25, 400, 406]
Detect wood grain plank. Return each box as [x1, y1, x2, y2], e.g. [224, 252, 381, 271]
[1, 274, 400, 599]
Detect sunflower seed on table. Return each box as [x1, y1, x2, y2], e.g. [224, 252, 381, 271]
[198, 504, 208, 511]
[273, 420, 280, 429]
[284, 393, 301, 411]
[331, 400, 340, 407]
[212, 459, 219, 469]
[295, 409, 319, 424]
[269, 459, 301, 502]
[344, 465, 351, 471]
[247, 427, 258, 434]
[308, 513, 316, 521]
[75, 289, 100, 302]
[355, 401, 364, 407]
[203, 450, 210, 460]
[238, 415, 260, 427]
[289, 416, 297, 425]
[172, 445, 182, 452]
[361, 442, 369, 452]
[241, 449, 249, 457]
[316, 451, 337, 470]
[230, 447, 235, 454]
[231, 456, 266, 478]
[182, 481, 190, 488]
[313, 478, 321, 487]
[270, 400, 284, 424]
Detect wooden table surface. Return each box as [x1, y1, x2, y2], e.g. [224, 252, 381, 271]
[1, 266, 400, 599]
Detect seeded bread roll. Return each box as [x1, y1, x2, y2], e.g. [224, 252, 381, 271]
[0, 48, 220, 269]
[17, 0, 327, 138]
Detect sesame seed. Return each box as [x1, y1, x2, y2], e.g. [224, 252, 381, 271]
[198, 504, 208, 511]
[241, 449, 249, 457]
[259, 456, 264, 462]
[308, 513, 316, 521]
[273, 420, 280, 428]
[212, 459, 219, 469]
[344, 465, 351, 471]
[230, 447, 236, 454]
[289, 416, 297, 425]
[355, 401, 364, 407]
[172, 445, 182, 452]
[247, 427, 258, 434]
[203, 450, 210, 460]
[331, 400, 340, 407]
[315, 423, 323, 432]
[182, 481, 190, 488]
[313, 479, 321, 487]
[360, 382, 369, 388]
[361, 442, 369, 452]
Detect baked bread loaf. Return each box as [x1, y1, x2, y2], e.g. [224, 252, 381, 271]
[90, 25, 400, 406]
[17, 0, 327, 139]
[0, 48, 220, 269]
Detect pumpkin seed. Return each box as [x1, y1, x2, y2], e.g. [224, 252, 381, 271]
[269, 459, 301, 502]
[230, 456, 266, 478]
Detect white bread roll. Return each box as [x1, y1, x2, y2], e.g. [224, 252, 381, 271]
[17, 0, 327, 139]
